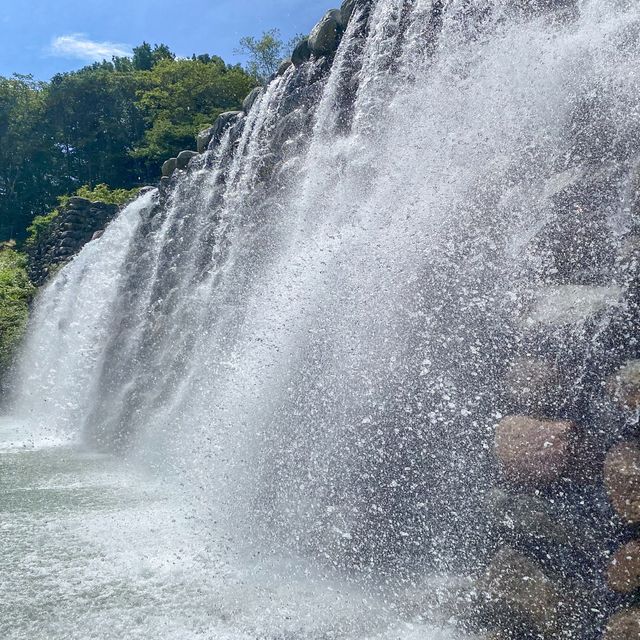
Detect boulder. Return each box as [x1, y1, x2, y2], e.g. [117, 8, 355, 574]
[159, 176, 171, 190]
[196, 127, 214, 153]
[487, 489, 573, 546]
[292, 38, 312, 67]
[607, 361, 640, 410]
[242, 87, 263, 114]
[91, 230, 104, 242]
[176, 150, 198, 170]
[504, 357, 563, 414]
[211, 111, 243, 144]
[66, 196, 92, 208]
[309, 10, 343, 57]
[523, 285, 623, 327]
[604, 609, 640, 640]
[608, 541, 640, 594]
[341, 0, 358, 25]
[277, 58, 293, 76]
[604, 441, 640, 524]
[495, 416, 577, 484]
[481, 547, 565, 636]
[162, 157, 177, 177]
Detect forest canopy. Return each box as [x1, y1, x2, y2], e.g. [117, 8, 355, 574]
[0, 42, 261, 242]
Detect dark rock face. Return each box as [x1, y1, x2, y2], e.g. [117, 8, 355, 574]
[242, 87, 263, 114]
[27, 200, 120, 285]
[309, 10, 343, 57]
[176, 150, 199, 169]
[291, 38, 311, 67]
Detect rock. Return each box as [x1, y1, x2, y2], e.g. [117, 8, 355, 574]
[91, 230, 104, 241]
[488, 489, 573, 546]
[482, 547, 565, 636]
[495, 416, 577, 484]
[604, 441, 640, 524]
[277, 58, 293, 76]
[341, 0, 358, 25]
[608, 541, 640, 594]
[162, 158, 177, 177]
[176, 150, 198, 170]
[159, 176, 171, 190]
[604, 609, 640, 640]
[242, 87, 263, 114]
[607, 362, 640, 410]
[292, 38, 311, 67]
[523, 285, 624, 327]
[196, 127, 214, 154]
[211, 111, 243, 144]
[504, 357, 563, 414]
[309, 10, 343, 57]
[66, 196, 92, 208]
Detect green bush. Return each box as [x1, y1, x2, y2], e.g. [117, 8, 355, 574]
[0, 247, 35, 373]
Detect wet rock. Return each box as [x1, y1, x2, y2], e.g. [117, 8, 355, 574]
[495, 416, 578, 484]
[604, 608, 640, 640]
[159, 176, 171, 190]
[488, 489, 573, 546]
[309, 10, 343, 57]
[91, 230, 104, 242]
[481, 547, 565, 637]
[292, 38, 311, 67]
[607, 361, 640, 410]
[161, 157, 178, 177]
[176, 150, 198, 170]
[242, 87, 263, 114]
[67, 196, 92, 208]
[604, 441, 640, 524]
[211, 111, 243, 144]
[196, 127, 214, 153]
[277, 59, 293, 76]
[341, 0, 358, 25]
[524, 285, 624, 327]
[504, 357, 563, 414]
[608, 541, 640, 594]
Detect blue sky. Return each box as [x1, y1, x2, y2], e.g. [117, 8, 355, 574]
[0, 0, 336, 79]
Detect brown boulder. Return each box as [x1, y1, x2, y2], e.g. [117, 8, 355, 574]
[481, 547, 565, 636]
[495, 416, 577, 484]
[604, 608, 640, 640]
[608, 541, 640, 594]
[607, 361, 640, 410]
[604, 441, 640, 524]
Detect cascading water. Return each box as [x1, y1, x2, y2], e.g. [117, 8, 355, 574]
[4, 1, 640, 638]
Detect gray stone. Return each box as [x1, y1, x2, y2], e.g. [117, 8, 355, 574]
[277, 58, 293, 76]
[523, 285, 624, 327]
[211, 111, 243, 145]
[67, 196, 92, 208]
[607, 361, 640, 410]
[242, 87, 263, 114]
[291, 38, 311, 67]
[159, 176, 171, 190]
[196, 127, 214, 153]
[176, 150, 198, 170]
[481, 547, 566, 637]
[91, 230, 104, 241]
[340, 0, 358, 26]
[487, 489, 573, 546]
[309, 10, 343, 57]
[162, 157, 178, 177]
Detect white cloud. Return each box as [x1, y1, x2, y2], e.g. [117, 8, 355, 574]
[49, 34, 132, 61]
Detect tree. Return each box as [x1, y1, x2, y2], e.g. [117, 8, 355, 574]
[236, 29, 287, 84]
[133, 57, 254, 165]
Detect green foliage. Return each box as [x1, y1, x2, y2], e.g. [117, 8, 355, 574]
[133, 57, 254, 164]
[0, 42, 255, 244]
[69, 184, 141, 206]
[25, 209, 60, 248]
[0, 247, 35, 372]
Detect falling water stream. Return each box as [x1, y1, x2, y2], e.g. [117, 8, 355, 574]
[3, 1, 640, 638]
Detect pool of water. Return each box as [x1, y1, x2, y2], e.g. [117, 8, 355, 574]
[0, 420, 472, 640]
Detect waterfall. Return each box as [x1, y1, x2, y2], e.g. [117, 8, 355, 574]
[7, 0, 640, 636]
